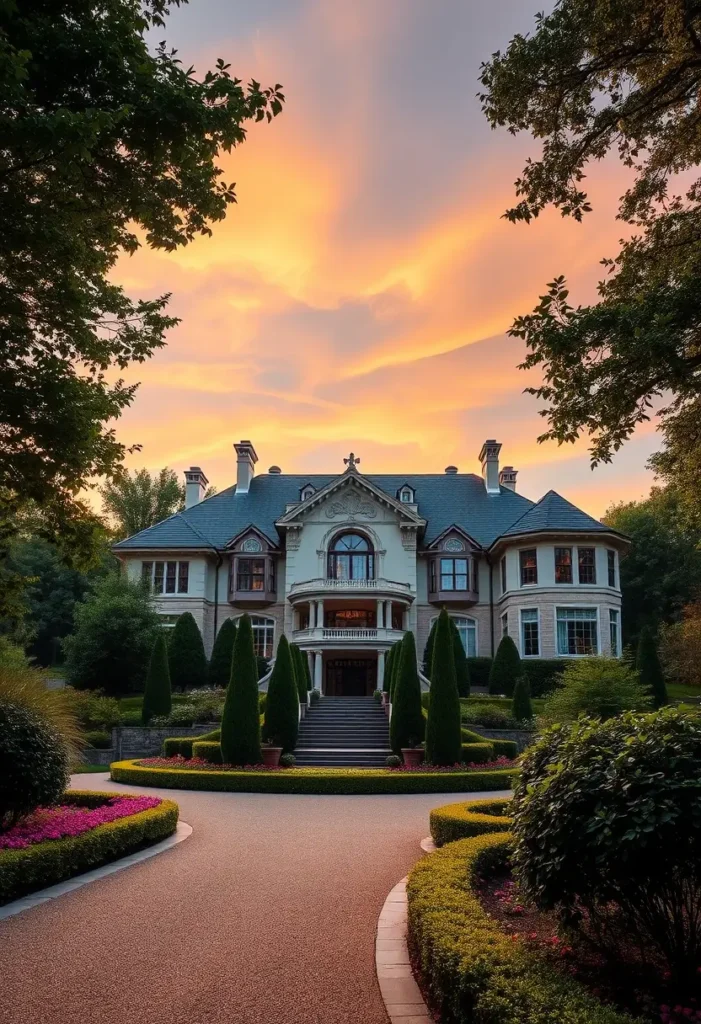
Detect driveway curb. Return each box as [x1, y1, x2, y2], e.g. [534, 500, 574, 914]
[375, 875, 432, 1024]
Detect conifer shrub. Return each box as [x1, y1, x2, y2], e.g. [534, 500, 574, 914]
[488, 634, 521, 696]
[389, 632, 425, 754]
[425, 609, 462, 765]
[0, 701, 69, 829]
[263, 635, 299, 753]
[167, 612, 208, 691]
[543, 658, 650, 723]
[208, 618, 237, 689]
[511, 674, 533, 722]
[290, 643, 307, 702]
[220, 613, 261, 766]
[389, 640, 403, 701]
[636, 625, 668, 708]
[449, 617, 471, 698]
[422, 618, 438, 678]
[383, 643, 395, 693]
[142, 632, 172, 724]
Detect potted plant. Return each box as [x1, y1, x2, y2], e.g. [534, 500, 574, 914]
[261, 737, 283, 767]
[400, 738, 425, 768]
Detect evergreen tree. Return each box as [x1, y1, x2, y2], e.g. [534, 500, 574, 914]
[636, 626, 668, 709]
[383, 643, 395, 694]
[304, 650, 312, 691]
[168, 612, 208, 691]
[389, 632, 425, 754]
[489, 634, 521, 696]
[220, 613, 261, 765]
[290, 643, 307, 702]
[263, 635, 299, 753]
[425, 609, 462, 765]
[142, 632, 171, 724]
[449, 617, 471, 698]
[389, 640, 403, 701]
[423, 618, 438, 678]
[209, 618, 237, 689]
[511, 675, 533, 722]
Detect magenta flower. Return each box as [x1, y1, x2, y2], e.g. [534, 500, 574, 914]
[0, 796, 162, 850]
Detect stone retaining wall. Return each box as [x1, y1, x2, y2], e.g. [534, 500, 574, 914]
[111, 725, 210, 760]
[477, 727, 535, 752]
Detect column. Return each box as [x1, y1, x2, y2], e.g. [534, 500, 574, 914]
[386, 600, 393, 630]
[307, 650, 314, 681]
[377, 650, 385, 691]
[314, 650, 323, 694]
[317, 599, 324, 630]
[376, 599, 384, 629]
[309, 601, 316, 629]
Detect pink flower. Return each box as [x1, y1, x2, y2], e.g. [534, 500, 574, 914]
[0, 796, 162, 849]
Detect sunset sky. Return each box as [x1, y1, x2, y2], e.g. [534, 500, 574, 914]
[112, 0, 661, 518]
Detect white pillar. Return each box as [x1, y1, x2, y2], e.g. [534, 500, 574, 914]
[309, 601, 316, 629]
[377, 651, 385, 691]
[386, 600, 393, 630]
[317, 599, 324, 629]
[376, 599, 384, 629]
[314, 650, 323, 693]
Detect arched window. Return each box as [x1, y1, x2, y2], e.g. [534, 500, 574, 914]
[327, 532, 374, 580]
[245, 615, 275, 659]
[431, 615, 477, 658]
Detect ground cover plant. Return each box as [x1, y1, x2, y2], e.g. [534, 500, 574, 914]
[0, 794, 161, 849]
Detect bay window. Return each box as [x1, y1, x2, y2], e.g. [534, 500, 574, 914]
[556, 607, 598, 656]
[554, 547, 573, 584]
[521, 609, 539, 656]
[609, 608, 620, 655]
[519, 549, 537, 586]
[578, 548, 596, 585]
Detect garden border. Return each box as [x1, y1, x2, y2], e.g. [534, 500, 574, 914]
[375, 876, 432, 1024]
[429, 796, 512, 847]
[110, 760, 517, 795]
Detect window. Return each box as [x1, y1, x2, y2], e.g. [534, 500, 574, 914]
[501, 612, 508, 638]
[519, 549, 537, 586]
[554, 547, 573, 584]
[440, 557, 468, 591]
[453, 616, 477, 657]
[400, 488, 413, 503]
[500, 557, 507, 594]
[609, 608, 620, 655]
[578, 548, 596, 585]
[521, 609, 539, 656]
[300, 485, 315, 501]
[327, 532, 374, 580]
[556, 607, 598, 656]
[327, 609, 375, 628]
[607, 550, 616, 588]
[250, 616, 275, 659]
[142, 560, 189, 595]
[471, 558, 479, 594]
[237, 558, 266, 591]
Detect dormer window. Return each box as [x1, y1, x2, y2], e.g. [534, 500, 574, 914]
[397, 484, 415, 504]
[300, 484, 316, 501]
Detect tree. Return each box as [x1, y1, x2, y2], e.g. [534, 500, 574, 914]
[389, 640, 403, 701]
[389, 632, 425, 754]
[636, 626, 668, 708]
[479, 2, 701, 467]
[142, 632, 171, 723]
[209, 618, 237, 689]
[290, 643, 307, 703]
[511, 675, 533, 722]
[167, 612, 208, 692]
[100, 468, 181, 540]
[63, 572, 160, 694]
[263, 635, 299, 753]
[603, 488, 701, 643]
[489, 635, 521, 696]
[648, 398, 701, 533]
[423, 618, 438, 678]
[425, 609, 462, 765]
[449, 617, 471, 698]
[0, 0, 283, 564]
[542, 659, 650, 723]
[220, 613, 261, 766]
[660, 603, 701, 688]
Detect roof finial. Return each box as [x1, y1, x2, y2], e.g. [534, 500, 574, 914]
[343, 452, 360, 472]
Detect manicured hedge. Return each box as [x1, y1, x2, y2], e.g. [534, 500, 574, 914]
[429, 796, 512, 846]
[0, 791, 179, 906]
[407, 832, 633, 1024]
[111, 760, 516, 795]
[465, 657, 493, 688]
[162, 728, 220, 759]
[192, 740, 222, 764]
[465, 657, 565, 696]
[489, 738, 519, 759]
[460, 742, 494, 764]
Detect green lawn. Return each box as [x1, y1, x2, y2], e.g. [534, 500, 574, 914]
[71, 764, 110, 774]
[117, 693, 193, 712]
[460, 695, 547, 714]
[667, 682, 701, 702]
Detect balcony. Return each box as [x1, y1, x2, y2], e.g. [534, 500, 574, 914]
[292, 626, 406, 646]
[427, 586, 479, 606]
[288, 577, 413, 602]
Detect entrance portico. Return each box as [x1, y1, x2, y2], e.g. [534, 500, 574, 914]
[307, 647, 388, 696]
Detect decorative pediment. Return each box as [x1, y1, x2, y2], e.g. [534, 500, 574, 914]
[275, 472, 425, 530]
[225, 524, 279, 552]
[424, 524, 482, 553]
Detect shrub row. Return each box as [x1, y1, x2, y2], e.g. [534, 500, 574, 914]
[192, 740, 222, 763]
[407, 832, 633, 1024]
[429, 797, 512, 847]
[111, 760, 516, 795]
[460, 742, 494, 764]
[461, 725, 518, 760]
[0, 791, 179, 906]
[465, 657, 565, 696]
[162, 728, 221, 759]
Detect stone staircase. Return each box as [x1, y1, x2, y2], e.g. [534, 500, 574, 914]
[294, 696, 391, 767]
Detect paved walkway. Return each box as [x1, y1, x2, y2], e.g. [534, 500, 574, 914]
[0, 775, 509, 1024]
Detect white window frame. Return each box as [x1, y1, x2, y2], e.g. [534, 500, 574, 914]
[554, 605, 601, 657]
[236, 614, 276, 660]
[519, 607, 540, 658]
[501, 611, 508, 638]
[609, 608, 621, 657]
[430, 614, 478, 658]
[400, 487, 414, 503]
[500, 556, 507, 595]
[576, 546, 597, 586]
[301, 486, 315, 501]
[142, 559, 189, 596]
[518, 547, 538, 587]
[607, 549, 617, 589]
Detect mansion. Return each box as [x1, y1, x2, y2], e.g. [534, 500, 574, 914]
[114, 440, 628, 697]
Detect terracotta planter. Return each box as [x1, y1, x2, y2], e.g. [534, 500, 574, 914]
[261, 746, 283, 767]
[401, 747, 425, 767]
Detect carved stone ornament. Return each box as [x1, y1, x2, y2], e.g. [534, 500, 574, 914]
[325, 492, 377, 521]
[241, 537, 263, 553]
[443, 537, 466, 552]
[286, 527, 302, 550]
[401, 527, 417, 550]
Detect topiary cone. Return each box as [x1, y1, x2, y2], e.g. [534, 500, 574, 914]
[220, 613, 261, 765]
[290, 643, 307, 702]
[142, 631, 172, 724]
[489, 634, 521, 696]
[636, 625, 668, 708]
[263, 635, 299, 754]
[449, 616, 471, 698]
[511, 674, 533, 722]
[425, 608, 462, 765]
[167, 611, 208, 691]
[389, 632, 426, 755]
[209, 618, 237, 689]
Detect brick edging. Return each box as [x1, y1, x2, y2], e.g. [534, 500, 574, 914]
[375, 876, 432, 1024]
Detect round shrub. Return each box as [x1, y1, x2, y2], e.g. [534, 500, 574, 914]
[0, 701, 70, 830]
[512, 707, 701, 989]
[511, 674, 533, 722]
[167, 612, 208, 691]
[461, 705, 511, 729]
[279, 753, 296, 767]
[310, 689, 320, 704]
[542, 657, 650, 723]
[385, 754, 401, 767]
[488, 635, 521, 696]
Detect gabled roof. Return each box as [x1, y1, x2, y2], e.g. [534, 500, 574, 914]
[425, 523, 483, 551]
[494, 490, 620, 542]
[275, 471, 424, 528]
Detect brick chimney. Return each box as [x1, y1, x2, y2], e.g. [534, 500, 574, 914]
[499, 466, 518, 492]
[184, 467, 208, 508]
[478, 440, 502, 494]
[234, 440, 258, 494]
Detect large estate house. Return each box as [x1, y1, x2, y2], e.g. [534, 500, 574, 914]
[114, 440, 628, 697]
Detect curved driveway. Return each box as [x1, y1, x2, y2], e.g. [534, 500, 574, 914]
[0, 774, 509, 1024]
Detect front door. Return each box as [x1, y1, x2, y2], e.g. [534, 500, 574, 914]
[326, 658, 375, 696]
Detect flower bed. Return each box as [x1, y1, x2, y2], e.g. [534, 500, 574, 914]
[429, 796, 512, 846]
[0, 790, 179, 906]
[111, 758, 516, 795]
[407, 831, 633, 1024]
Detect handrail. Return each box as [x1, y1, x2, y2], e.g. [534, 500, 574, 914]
[289, 577, 412, 595]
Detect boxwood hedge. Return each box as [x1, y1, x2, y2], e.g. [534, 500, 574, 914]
[407, 832, 633, 1024]
[0, 790, 179, 906]
[429, 796, 512, 846]
[111, 760, 516, 795]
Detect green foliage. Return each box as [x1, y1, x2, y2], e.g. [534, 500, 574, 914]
[449, 617, 471, 698]
[636, 625, 668, 708]
[0, 701, 69, 829]
[290, 643, 307, 702]
[511, 675, 533, 722]
[488, 635, 521, 696]
[192, 740, 222, 764]
[167, 613, 208, 692]
[220, 613, 261, 766]
[141, 632, 171, 724]
[63, 572, 160, 695]
[163, 728, 220, 759]
[383, 643, 395, 693]
[100, 467, 193, 540]
[209, 618, 236, 689]
[0, 659, 83, 762]
[425, 609, 462, 765]
[513, 709, 701, 989]
[389, 640, 402, 700]
[262, 635, 299, 753]
[649, 399, 701, 534]
[407, 832, 633, 1024]
[479, 2, 701, 469]
[422, 618, 438, 678]
[0, 791, 178, 906]
[465, 656, 492, 688]
[543, 658, 650, 723]
[460, 742, 495, 765]
[385, 754, 401, 768]
[389, 632, 425, 754]
[83, 730, 112, 749]
[430, 797, 512, 847]
[65, 691, 121, 730]
[279, 753, 296, 768]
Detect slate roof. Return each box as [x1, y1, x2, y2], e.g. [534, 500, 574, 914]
[113, 473, 616, 552]
[497, 490, 618, 542]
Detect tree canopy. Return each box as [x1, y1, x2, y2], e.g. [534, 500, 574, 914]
[480, 0, 701, 467]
